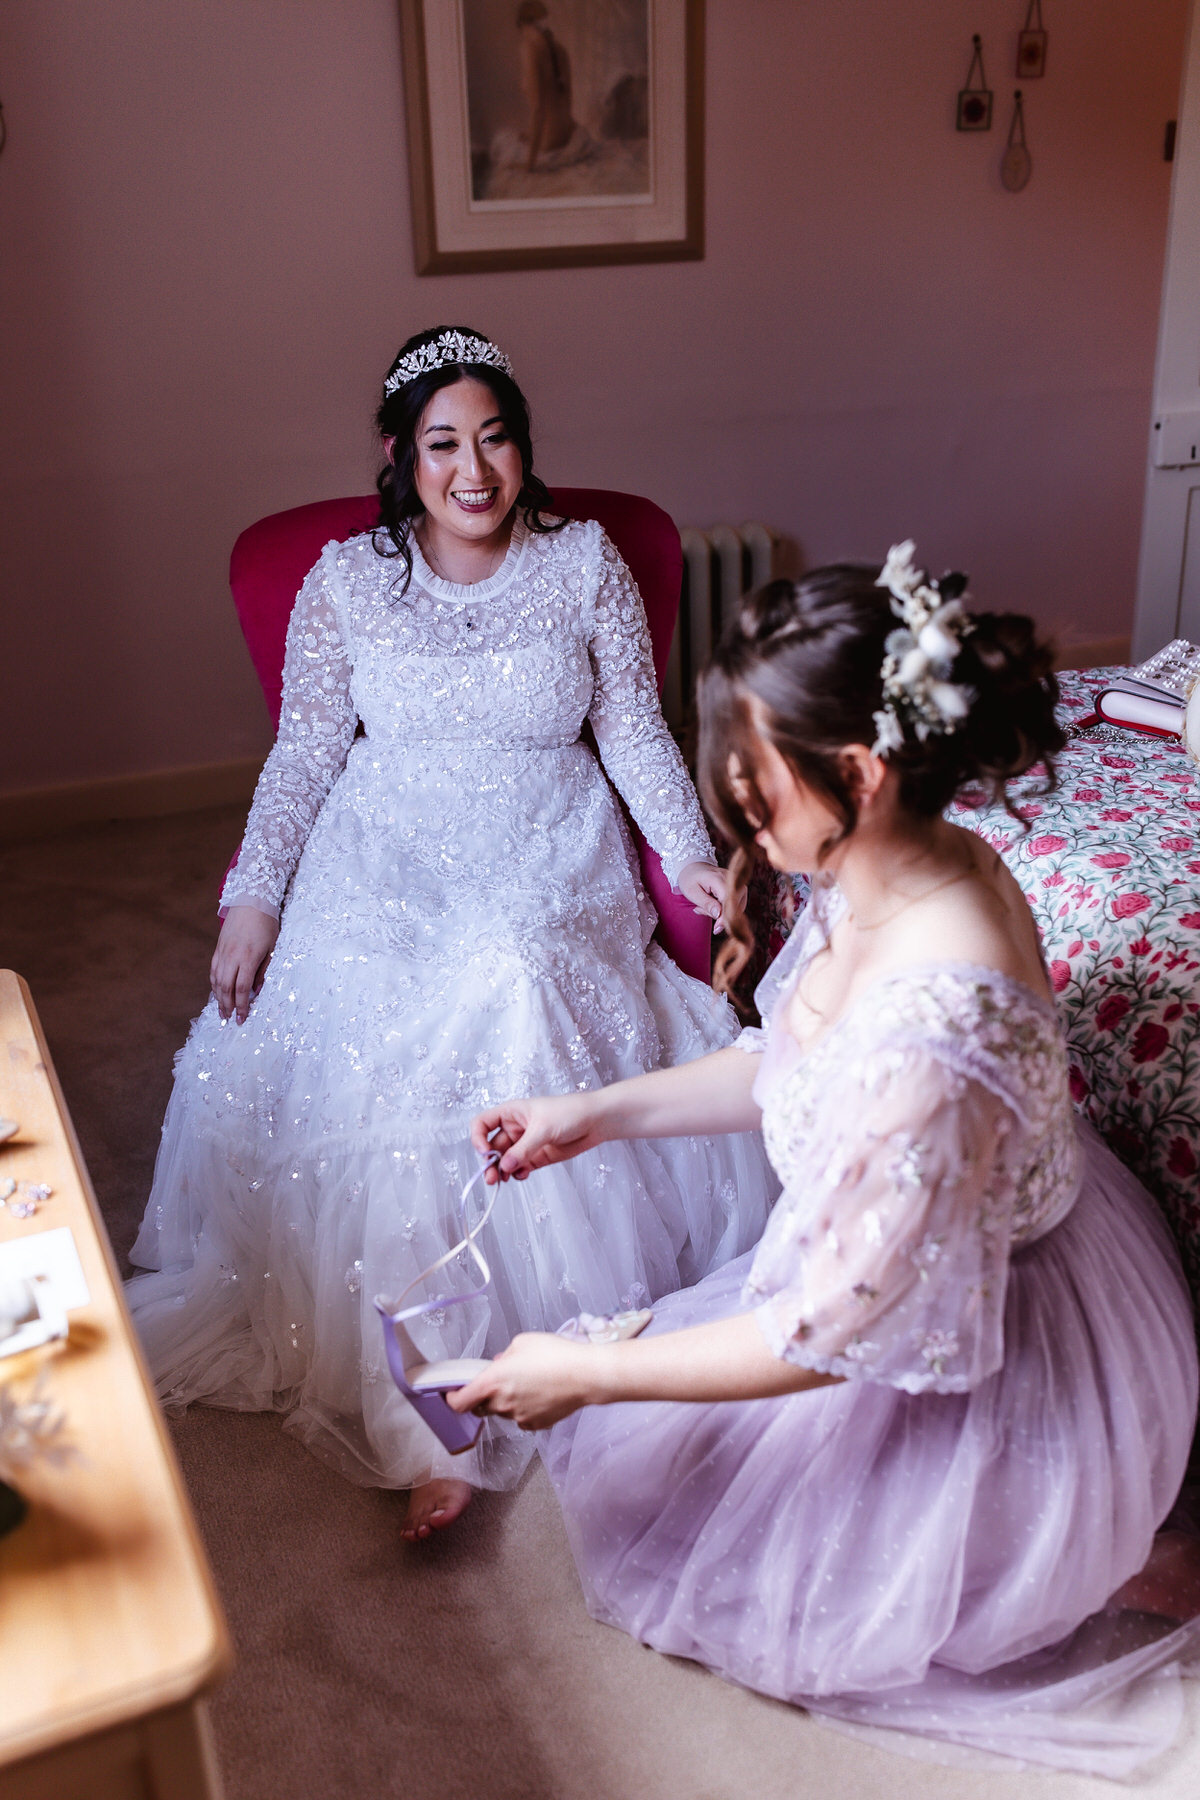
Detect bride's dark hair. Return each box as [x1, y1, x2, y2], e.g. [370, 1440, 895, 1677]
[697, 564, 1065, 997]
[373, 325, 563, 590]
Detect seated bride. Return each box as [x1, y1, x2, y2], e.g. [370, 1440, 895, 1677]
[125, 325, 776, 1541]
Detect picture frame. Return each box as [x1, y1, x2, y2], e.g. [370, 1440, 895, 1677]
[1016, 1, 1047, 80]
[956, 35, 992, 134]
[1016, 30, 1047, 81]
[398, 0, 704, 275]
[956, 87, 993, 132]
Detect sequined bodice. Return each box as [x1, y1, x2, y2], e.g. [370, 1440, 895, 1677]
[221, 516, 713, 915]
[335, 520, 596, 749]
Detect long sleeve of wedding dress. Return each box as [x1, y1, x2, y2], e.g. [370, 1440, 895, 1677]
[586, 528, 715, 886]
[221, 557, 357, 916]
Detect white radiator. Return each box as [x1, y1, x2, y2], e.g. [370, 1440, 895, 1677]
[663, 523, 776, 731]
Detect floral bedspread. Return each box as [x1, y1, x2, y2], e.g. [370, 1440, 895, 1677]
[946, 668, 1200, 1291]
[761, 668, 1200, 1297]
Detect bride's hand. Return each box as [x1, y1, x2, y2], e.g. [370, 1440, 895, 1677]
[447, 1332, 603, 1430]
[210, 905, 279, 1024]
[677, 861, 743, 932]
[470, 1092, 605, 1182]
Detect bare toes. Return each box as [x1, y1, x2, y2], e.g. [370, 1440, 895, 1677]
[402, 1479, 472, 1541]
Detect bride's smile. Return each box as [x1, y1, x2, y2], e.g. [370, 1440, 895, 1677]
[408, 376, 524, 583]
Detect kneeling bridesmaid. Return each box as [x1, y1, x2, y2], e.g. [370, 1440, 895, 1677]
[460, 547, 1200, 1776]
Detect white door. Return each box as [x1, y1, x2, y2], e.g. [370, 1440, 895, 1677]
[1137, 0, 1200, 655]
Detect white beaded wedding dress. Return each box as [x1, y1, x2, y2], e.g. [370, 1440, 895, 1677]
[126, 517, 776, 1489]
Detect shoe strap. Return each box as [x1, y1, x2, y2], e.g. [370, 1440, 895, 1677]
[374, 1154, 500, 1327]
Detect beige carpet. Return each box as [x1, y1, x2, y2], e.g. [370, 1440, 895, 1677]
[3, 807, 1200, 1800]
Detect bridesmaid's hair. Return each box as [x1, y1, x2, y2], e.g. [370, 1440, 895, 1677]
[373, 325, 564, 590]
[697, 564, 1065, 996]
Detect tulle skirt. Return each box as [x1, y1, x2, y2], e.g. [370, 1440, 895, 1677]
[127, 933, 774, 1492]
[544, 1121, 1200, 1775]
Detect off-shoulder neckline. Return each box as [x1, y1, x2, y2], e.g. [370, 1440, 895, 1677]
[775, 958, 1059, 1063]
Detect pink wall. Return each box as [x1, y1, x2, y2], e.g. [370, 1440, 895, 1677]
[0, 0, 1187, 793]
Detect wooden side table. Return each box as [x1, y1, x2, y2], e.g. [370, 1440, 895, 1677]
[0, 971, 232, 1799]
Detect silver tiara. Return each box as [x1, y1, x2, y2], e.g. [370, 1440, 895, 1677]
[871, 541, 975, 759]
[382, 330, 513, 397]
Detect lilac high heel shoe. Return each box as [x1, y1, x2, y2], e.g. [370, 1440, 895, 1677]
[376, 1156, 655, 1454]
[375, 1156, 500, 1455]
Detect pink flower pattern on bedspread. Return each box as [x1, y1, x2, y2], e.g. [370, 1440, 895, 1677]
[954, 668, 1200, 1290]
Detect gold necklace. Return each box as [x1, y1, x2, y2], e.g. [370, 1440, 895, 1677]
[417, 524, 507, 586]
[848, 863, 977, 931]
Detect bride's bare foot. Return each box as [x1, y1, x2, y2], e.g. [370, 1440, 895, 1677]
[401, 1478, 472, 1542]
[1110, 1530, 1200, 1621]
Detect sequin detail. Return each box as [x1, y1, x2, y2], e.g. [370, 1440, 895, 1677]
[127, 519, 777, 1493]
[222, 519, 713, 916]
[749, 961, 1081, 1395]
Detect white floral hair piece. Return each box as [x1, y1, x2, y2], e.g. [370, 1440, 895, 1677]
[871, 540, 975, 758]
[383, 330, 514, 397]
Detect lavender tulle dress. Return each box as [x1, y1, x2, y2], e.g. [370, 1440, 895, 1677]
[545, 895, 1200, 1775]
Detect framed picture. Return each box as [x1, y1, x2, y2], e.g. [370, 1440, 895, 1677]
[956, 86, 993, 133]
[399, 0, 704, 274]
[1016, 30, 1047, 80]
[955, 35, 992, 134]
[1016, 2, 1047, 80]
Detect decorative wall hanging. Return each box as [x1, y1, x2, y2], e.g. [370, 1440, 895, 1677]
[398, 0, 704, 275]
[1017, 1, 1047, 80]
[1001, 90, 1032, 190]
[957, 36, 993, 132]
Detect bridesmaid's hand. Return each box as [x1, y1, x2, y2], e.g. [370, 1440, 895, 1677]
[447, 1332, 604, 1430]
[470, 1092, 605, 1182]
[677, 862, 742, 932]
[210, 905, 279, 1024]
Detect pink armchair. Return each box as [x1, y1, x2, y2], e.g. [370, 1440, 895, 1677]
[225, 487, 713, 983]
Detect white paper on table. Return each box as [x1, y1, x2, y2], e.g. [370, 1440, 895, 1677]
[0, 1229, 90, 1359]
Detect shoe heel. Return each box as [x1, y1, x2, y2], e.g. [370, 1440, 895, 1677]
[379, 1312, 484, 1456]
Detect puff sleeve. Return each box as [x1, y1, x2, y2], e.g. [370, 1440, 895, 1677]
[745, 1044, 1018, 1394]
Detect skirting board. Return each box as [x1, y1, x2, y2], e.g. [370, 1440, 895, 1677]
[0, 757, 262, 845]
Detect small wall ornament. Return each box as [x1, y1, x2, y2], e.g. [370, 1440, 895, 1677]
[1017, 1, 1048, 80]
[1001, 89, 1032, 190]
[957, 35, 993, 132]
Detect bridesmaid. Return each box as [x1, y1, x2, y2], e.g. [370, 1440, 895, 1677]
[459, 548, 1200, 1775]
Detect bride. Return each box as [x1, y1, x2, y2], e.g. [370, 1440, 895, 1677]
[126, 326, 775, 1539]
